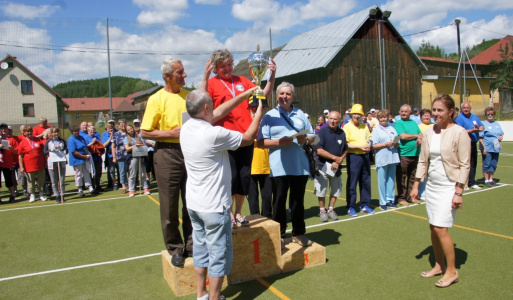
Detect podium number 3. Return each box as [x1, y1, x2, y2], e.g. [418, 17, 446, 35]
[250, 238, 263, 265]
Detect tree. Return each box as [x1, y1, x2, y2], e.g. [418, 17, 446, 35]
[416, 40, 447, 58]
[488, 41, 513, 90]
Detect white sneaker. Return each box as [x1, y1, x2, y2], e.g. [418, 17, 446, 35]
[144, 189, 151, 195]
[470, 184, 481, 190]
[464, 186, 469, 191]
[29, 194, 36, 203]
[129, 191, 135, 197]
[39, 193, 47, 201]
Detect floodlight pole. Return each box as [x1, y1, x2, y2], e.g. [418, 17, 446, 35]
[269, 28, 275, 108]
[455, 19, 463, 105]
[107, 18, 113, 120]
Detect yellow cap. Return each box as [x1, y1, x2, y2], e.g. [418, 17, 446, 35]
[350, 104, 364, 115]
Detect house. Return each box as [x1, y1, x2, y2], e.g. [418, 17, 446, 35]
[270, 5, 427, 116]
[419, 56, 496, 116]
[132, 85, 163, 114]
[0, 55, 68, 130]
[63, 95, 140, 127]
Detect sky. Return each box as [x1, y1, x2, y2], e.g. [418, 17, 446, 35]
[1, 0, 512, 88]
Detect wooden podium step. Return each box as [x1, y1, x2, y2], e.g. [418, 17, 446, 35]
[162, 215, 326, 296]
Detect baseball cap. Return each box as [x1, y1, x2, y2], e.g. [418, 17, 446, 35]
[133, 119, 141, 124]
[413, 107, 419, 112]
[323, 109, 329, 114]
[370, 108, 376, 113]
[108, 119, 115, 123]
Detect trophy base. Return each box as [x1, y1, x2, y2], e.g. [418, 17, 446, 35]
[249, 94, 268, 109]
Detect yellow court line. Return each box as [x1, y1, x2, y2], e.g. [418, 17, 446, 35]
[256, 278, 291, 300]
[145, 194, 182, 223]
[392, 210, 513, 240]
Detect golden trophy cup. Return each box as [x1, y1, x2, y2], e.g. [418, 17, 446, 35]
[247, 45, 269, 108]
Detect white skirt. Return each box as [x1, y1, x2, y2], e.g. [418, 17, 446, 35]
[425, 169, 457, 227]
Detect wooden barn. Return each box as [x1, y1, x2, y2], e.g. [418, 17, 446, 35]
[270, 5, 427, 117]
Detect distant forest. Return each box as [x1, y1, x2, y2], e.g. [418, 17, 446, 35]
[53, 76, 159, 98]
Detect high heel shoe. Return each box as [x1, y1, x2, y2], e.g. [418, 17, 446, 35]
[420, 270, 443, 278]
[435, 274, 459, 288]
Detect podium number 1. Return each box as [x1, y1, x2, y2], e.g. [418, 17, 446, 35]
[250, 238, 263, 265]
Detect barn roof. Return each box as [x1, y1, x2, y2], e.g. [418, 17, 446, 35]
[274, 5, 426, 78]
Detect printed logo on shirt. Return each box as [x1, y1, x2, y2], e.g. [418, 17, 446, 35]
[235, 84, 244, 92]
[337, 139, 342, 144]
[35, 143, 39, 148]
[294, 119, 304, 127]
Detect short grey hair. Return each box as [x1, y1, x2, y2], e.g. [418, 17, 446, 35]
[161, 58, 182, 78]
[400, 104, 411, 112]
[186, 90, 212, 117]
[461, 101, 472, 109]
[276, 81, 295, 96]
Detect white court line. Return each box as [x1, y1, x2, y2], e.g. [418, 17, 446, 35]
[1, 183, 510, 282]
[0, 253, 160, 282]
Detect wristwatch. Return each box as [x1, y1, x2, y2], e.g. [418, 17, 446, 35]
[455, 182, 465, 188]
[454, 192, 463, 197]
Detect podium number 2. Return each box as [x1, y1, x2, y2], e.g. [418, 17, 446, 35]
[250, 238, 263, 265]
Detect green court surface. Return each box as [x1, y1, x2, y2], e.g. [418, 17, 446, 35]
[1, 143, 512, 299]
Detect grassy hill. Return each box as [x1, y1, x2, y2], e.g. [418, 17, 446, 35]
[53, 76, 158, 98]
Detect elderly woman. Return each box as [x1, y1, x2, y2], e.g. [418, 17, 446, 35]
[208, 48, 276, 227]
[102, 123, 118, 190]
[44, 127, 67, 203]
[84, 125, 104, 191]
[68, 125, 98, 197]
[370, 109, 400, 210]
[411, 94, 470, 288]
[17, 125, 47, 202]
[257, 82, 314, 247]
[479, 107, 504, 187]
[124, 124, 150, 197]
[0, 123, 18, 203]
[112, 119, 128, 193]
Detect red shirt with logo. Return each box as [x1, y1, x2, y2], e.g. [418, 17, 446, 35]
[18, 137, 45, 173]
[208, 75, 255, 133]
[32, 125, 51, 137]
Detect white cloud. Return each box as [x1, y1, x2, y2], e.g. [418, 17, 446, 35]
[195, 0, 223, 4]
[133, 0, 189, 24]
[0, 3, 60, 18]
[408, 15, 513, 54]
[231, 0, 356, 30]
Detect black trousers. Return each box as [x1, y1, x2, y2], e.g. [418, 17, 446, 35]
[468, 141, 478, 186]
[271, 175, 308, 238]
[248, 174, 272, 218]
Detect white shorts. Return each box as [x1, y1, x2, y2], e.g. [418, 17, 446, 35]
[314, 169, 342, 198]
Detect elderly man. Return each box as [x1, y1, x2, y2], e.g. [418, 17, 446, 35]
[394, 104, 422, 206]
[79, 121, 89, 139]
[343, 104, 374, 216]
[181, 87, 261, 300]
[315, 111, 347, 222]
[140, 58, 194, 267]
[410, 107, 421, 124]
[456, 101, 484, 190]
[32, 117, 51, 138]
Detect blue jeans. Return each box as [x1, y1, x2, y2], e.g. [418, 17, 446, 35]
[187, 207, 233, 278]
[376, 164, 396, 206]
[117, 158, 128, 184]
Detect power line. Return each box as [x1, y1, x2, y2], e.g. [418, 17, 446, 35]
[402, 23, 455, 37]
[463, 24, 511, 38]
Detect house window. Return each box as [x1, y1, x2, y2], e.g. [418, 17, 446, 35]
[21, 80, 33, 94]
[93, 114, 98, 120]
[75, 113, 80, 120]
[22, 103, 35, 117]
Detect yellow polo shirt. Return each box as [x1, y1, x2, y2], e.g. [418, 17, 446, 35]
[141, 88, 189, 143]
[343, 121, 371, 154]
[251, 140, 270, 175]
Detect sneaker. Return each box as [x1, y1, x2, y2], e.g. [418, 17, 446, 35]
[485, 181, 492, 187]
[129, 191, 135, 197]
[144, 189, 151, 195]
[491, 180, 497, 186]
[464, 186, 469, 191]
[23, 189, 29, 197]
[327, 210, 338, 221]
[292, 235, 313, 247]
[113, 184, 119, 191]
[39, 193, 47, 201]
[360, 205, 375, 214]
[380, 205, 388, 211]
[89, 188, 99, 195]
[319, 211, 328, 222]
[387, 202, 397, 208]
[78, 190, 85, 197]
[470, 184, 481, 190]
[347, 207, 357, 217]
[29, 194, 36, 203]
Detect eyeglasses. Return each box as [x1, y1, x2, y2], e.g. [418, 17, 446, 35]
[486, 113, 495, 116]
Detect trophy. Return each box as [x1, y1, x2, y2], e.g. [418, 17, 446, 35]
[247, 45, 269, 108]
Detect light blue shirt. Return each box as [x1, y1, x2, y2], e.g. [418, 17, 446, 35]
[371, 125, 400, 168]
[480, 120, 504, 153]
[258, 106, 315, 177]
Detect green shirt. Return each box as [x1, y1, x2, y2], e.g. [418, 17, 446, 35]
[394, 118, 421, 157]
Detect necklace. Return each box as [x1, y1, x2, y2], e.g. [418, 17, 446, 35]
[217, 75, 235, 98]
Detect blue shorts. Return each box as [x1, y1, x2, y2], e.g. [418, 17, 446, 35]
[188, 207, 233, 277]
[482, 152, 499, 173]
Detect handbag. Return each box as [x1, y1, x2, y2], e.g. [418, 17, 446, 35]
[279, 111, 320, 177]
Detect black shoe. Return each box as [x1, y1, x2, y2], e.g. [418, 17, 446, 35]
[14, 190, 19, 197]
[171, 253, 184, 267]
[9, 196, 15, 203]
[89, 189, 99, 195]
[0, 199, 3, 205]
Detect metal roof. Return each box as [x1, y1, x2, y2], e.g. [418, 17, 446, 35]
[274, 5, 427, 78]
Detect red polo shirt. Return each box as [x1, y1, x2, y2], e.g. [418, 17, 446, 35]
[17, 137, 45, 173]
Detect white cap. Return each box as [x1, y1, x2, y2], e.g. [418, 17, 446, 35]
[370, 108, 376, 113]
[323, 109, 329, 114]
[107, 119, 115, 123]
[133, 119, 141, 124]
[305, 113, 309, 118]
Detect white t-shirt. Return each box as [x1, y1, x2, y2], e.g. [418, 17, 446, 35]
[180, 117, 242, 212]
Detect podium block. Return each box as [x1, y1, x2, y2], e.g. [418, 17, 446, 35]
[280, 241, 326, 273]
[161, 250, 228, 296]
[228, 215, 282, 284]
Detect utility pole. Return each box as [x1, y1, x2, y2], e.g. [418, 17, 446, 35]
[455, 19, 463, 105]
